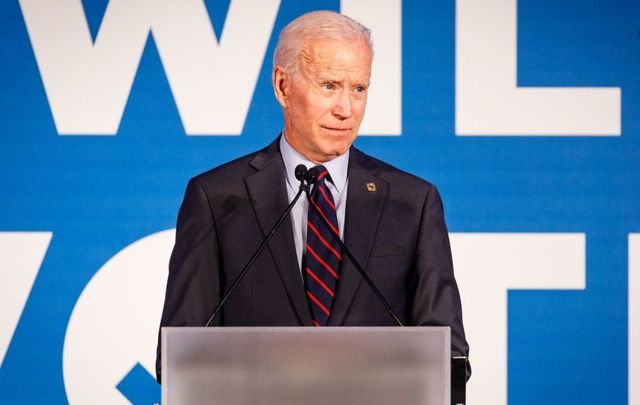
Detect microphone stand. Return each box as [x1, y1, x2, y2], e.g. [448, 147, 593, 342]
[205, 167, 311, 327]
[305, 180, 404, 327]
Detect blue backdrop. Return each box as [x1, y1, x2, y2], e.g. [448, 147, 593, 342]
[1, 1, 638, 404]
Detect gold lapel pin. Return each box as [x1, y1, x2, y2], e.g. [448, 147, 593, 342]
[365, 182, 377, 192]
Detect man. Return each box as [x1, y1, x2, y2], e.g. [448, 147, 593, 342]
[156, 10, 469, 382]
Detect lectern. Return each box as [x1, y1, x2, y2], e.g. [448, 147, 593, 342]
[162, 326, 452, 405]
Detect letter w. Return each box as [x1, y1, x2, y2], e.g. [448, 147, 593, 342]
[19, 0, 280, 135]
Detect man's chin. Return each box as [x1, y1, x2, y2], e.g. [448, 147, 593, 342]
[325, 137, 355, 154]
[324, 146, 350, 160]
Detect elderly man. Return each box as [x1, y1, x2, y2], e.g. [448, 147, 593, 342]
[156, 10, 469, 382]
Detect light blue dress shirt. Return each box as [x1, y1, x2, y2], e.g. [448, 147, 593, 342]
[279, 134, 349, 273]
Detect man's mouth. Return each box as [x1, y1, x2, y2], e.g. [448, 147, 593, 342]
[321, 126, 351, 132]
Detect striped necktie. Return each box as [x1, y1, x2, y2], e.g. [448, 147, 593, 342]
[304, 166, 342, 326]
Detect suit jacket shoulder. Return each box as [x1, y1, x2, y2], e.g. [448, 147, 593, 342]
[349, 147, 441, 217]
[191, 140, 282, 196]
[350, 147, 435, 190]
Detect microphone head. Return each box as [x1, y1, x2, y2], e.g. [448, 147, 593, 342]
[294, 164, 308, 181]
[305, 166, 321, 184]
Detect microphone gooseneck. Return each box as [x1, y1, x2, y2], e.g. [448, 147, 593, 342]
[205, 164, 312, 327]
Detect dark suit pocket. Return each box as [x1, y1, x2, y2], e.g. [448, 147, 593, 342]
[371, 245, 406, 257]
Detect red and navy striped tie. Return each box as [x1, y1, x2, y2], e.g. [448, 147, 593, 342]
[305, 166, 342, 327]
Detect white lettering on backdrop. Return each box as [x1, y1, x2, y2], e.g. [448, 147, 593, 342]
[455, 0, 621, 135]
[20, 0, 402, 136]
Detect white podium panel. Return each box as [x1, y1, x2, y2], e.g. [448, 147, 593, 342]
[162, 326, 451, 405]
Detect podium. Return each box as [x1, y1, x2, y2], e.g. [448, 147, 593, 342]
[162, 326, 452, 405]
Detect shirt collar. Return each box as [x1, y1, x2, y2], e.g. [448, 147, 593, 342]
[279, 133, 349, 193]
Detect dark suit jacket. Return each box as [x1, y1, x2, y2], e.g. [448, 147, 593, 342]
[156, 138, 469, 381]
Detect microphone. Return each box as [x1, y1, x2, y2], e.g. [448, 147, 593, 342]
[305, 175, 404, 327]
[205, 164, 311, 327]
[295, 164, 307, 182]
[304, 166, 321, 184]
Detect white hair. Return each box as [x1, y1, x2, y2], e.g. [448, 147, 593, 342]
[273, 10, 373, 76]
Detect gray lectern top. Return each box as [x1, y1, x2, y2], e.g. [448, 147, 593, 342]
[162, 326, 451, 405]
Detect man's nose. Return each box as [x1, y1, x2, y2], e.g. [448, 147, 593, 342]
[332, 90, 352, 119]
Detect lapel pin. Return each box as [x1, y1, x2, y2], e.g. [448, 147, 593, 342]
[365, 182, 377, 192]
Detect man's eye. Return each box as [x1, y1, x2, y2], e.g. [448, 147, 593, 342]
[354, 85, 367, 93]
[321, 83, 335, 90]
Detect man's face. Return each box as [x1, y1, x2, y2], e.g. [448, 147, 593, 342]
[274, 38, 372, 163]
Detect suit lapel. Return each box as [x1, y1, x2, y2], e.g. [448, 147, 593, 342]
[245, 141, 313, 326]
[329, 149, 388, 325]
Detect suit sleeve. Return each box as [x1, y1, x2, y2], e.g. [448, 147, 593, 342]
[155, 178, 222, 383]
[410, 185, 471, 377]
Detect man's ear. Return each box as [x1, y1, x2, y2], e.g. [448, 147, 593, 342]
[272, 65, 289, 108]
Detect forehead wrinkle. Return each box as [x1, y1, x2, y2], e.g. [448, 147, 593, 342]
[299, 44, 334, 76]
[298, 41, 371, 85]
